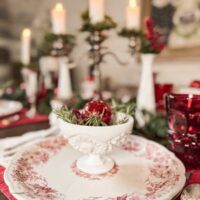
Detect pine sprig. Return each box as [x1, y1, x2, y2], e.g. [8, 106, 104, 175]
[54, 107, 81, 124]
[84, 114, 108, 126]
[112, 116, 129, 125]
[111, 99, 135, 117]
[54, 100, 135, 126]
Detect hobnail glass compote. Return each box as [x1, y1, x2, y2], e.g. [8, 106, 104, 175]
[59, 112, 134, 174]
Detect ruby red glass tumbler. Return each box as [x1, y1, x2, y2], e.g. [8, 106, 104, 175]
[165, 93, 200, 168]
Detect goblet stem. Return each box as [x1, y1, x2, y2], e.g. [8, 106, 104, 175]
[87, 154, 104, 166]
[76, 154, 114, 175]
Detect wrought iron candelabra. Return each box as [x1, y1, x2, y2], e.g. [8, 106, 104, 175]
[119, 28, 141, 56]
[87, 30, 133, 99]
[39, 33, 75, 58]
[81, 12, 133, 99]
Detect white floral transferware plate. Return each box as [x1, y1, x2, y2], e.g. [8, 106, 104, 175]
[4, 135, 186, 200]
[0, 100, 23, 118]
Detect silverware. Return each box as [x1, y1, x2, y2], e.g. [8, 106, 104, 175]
[181, 184, 200, 200]
[3, 130, 57, 157]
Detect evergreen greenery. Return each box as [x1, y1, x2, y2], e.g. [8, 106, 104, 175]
[80, 10, 117, 32]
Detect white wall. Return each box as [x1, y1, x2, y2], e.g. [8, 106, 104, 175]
[3, 0, 200, 87]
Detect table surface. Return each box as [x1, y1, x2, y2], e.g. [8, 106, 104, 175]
[0, 122, 50, 200]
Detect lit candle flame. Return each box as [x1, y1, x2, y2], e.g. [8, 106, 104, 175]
[55, 3, 64, 11]
[129, 0, 137, 8]
[22, 28, 31, 37]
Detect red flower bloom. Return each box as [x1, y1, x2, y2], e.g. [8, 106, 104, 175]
[145, 17, 155, 33]
[152, 43, 165, 52]
[142, 17, 165, 53]
[140, 17, 165, 54]
[145, 32, 157, 43]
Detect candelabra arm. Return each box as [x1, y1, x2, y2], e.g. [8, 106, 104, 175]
[103, 51, 129, 66]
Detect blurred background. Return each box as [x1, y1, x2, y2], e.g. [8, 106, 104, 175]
[1, 0, 200, 88]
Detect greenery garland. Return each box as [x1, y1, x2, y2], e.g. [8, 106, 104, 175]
[118, 28, 142, 38]
[80, 10, 117, 32]
[38, 32, 76, 57]
[134, 110, 169, 147]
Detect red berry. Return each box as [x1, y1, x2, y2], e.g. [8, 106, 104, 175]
[72, 109, 82, 118]
[152, 42, 165, 52]
[145, 17, 155, 33]
[83, 100, 112, 124]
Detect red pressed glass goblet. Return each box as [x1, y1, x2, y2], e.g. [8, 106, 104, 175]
[165, 93, 200, 169]
[155, 83, 173, 111]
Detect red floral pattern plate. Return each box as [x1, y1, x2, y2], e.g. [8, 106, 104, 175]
[4, 134, 186, 200]
[0, 100, 22, 118]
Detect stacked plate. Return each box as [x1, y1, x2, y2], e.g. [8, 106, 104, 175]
[0, 100, 23, 118]
[4, 133, 186, 200]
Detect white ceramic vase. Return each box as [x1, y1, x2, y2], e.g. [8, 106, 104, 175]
[136, 53, 156, 127]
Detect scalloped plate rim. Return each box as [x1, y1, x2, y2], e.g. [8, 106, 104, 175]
[4, 134, 186, 200]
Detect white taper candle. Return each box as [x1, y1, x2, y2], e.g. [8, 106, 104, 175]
[89, 0, 105, 23]
[21, 28, 31, 65]
[126, 0, 140, 30]
[51, 3, 67, 34]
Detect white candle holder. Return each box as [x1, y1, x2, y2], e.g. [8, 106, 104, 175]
[21, 68, 38, 118]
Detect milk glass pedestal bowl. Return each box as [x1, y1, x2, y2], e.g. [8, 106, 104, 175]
[59, 112, 134, 174]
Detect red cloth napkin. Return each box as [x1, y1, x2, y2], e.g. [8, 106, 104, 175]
[0, 166, 15, 200]
[0, 109, 48, 129]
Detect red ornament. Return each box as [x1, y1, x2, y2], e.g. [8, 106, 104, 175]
[83, 100, 112, 124]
